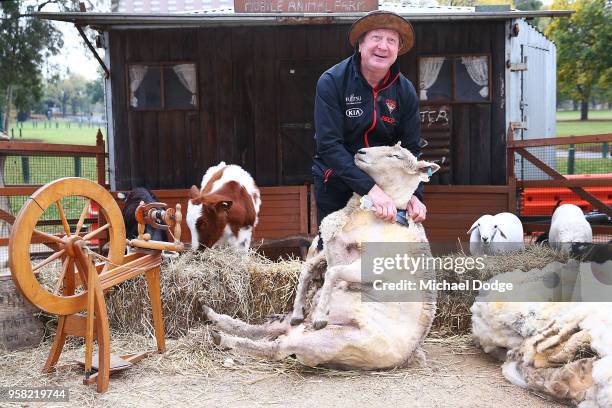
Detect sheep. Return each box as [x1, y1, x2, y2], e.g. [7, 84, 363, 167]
[468, 212, 525, 255]
[203, 143, 440, 370]
[471, 257, 612, 407]
[549, 204, 593, 252]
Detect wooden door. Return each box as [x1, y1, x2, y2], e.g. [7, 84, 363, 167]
[277, 59, 336, 185]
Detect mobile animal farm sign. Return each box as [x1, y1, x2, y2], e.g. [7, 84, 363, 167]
[234, 0, 377, 13]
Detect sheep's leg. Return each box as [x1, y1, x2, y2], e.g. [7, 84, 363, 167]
[213, 325, 359, 368]
[290, 250, 326, 326]
[312, 260, 361, 330]
[203, 306, 289, 340]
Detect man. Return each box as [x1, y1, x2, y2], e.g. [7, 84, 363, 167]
[313, 10, 426, 234]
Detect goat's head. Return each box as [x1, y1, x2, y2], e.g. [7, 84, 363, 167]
[354, 142, 440, 207]
[188, 185, 233, 249]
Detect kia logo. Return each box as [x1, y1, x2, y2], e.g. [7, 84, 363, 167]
[346, 108, 363, 118]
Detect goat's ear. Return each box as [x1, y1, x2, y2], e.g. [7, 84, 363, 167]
[215, 200, 233, 213]
[395, 141, 402, 148]
[189, 185, 202, 205]
[467, 220, 480, 235]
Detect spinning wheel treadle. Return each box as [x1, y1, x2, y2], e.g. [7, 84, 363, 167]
[8, 177, 184, 393]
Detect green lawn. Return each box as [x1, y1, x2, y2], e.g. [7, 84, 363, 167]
[556, 157, 612, 175]
[6, 122, 106, 146]
[556, 120, 612, 137]
[556, 109, 612, 121]
[556, 109, 612, 137]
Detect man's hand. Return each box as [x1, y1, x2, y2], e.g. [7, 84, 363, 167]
[367, 185, 396, 223]
[407, 195, 427, 223]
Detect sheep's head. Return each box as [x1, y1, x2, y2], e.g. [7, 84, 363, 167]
[468, 215, 509, 244]
[354, 142, 439, 207]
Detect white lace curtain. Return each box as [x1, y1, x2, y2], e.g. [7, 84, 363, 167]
[461, 56, 489, 98]
[173, 64, 197, 105]
[129, 65, 148, 107]
[419, 57, 445, 100]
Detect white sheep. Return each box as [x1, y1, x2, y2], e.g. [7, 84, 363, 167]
[468, 212, 525, 255]
[549, 204, 593, 252]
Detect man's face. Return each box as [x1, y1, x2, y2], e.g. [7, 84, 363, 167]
[359, 28, 400, 75]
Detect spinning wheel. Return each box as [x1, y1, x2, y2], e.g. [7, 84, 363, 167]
[9, 177, 126, 316]
[8, 177, 184, 393]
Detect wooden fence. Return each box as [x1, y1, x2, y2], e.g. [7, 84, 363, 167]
[507, 127, 612, 235]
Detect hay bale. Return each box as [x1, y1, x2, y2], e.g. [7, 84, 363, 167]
[35, 244, 566, 340]
[105, 248, 300, 337]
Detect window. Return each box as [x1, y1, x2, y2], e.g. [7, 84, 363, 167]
[128, 63, 197, 110]
[418, 55, 490, 103]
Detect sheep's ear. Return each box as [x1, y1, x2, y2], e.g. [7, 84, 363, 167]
[417, 161, 440, 181]
[467, 220, 480, 235]
[496, 225, 508, 240]
[189, 185, 202, 205]
[395, 141, 402, 148]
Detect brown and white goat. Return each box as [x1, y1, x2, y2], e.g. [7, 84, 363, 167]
[186, 162, 260, 250]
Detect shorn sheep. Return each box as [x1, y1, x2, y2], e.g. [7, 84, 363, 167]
[549, 204, 593, 252]
[468, 212, 525, 255]
[204, 143, 440, 370]
[471, 258, 612, 407]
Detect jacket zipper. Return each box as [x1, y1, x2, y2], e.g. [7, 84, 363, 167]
[323, 168, 333, 183]
[363, 72, 400, 148]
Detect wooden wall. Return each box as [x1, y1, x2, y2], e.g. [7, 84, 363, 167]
[108, 21, 507, 190]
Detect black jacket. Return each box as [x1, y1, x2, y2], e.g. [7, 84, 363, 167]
[313, 51, 423, 200]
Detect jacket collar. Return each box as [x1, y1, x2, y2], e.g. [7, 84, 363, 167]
[350, 51, 401, 90]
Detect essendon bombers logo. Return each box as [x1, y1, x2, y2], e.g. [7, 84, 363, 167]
[385, 99, 397, 113]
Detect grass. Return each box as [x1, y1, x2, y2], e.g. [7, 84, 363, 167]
[556, 157, 612, 175]
[556, 120, 612, 137]
[556, 109, 612, 137]
[556, 109, 612, 121]
[6, 122, 106, 146]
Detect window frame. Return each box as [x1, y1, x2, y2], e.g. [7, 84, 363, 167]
[126, 61, 199, 111]
[417, 53, 492, 105]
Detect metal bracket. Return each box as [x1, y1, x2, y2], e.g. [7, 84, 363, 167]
[509, 62, 528, 72]
[75, 24, 110, 79]
[510, 121, 528, 130]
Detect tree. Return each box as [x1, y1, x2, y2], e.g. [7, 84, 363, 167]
[546, 0, 612, 120]
[0, 1, 65, 130]
[85, 74, 104, 106]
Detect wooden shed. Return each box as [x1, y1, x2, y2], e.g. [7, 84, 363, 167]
[37, 4, 571, 244]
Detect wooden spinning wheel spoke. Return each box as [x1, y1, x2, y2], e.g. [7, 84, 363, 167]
[33, 229, 65, 245]
[55, 201, 71, 236]
[75, 199, 91, 236]
[83, 223, 110, 241]
[32, 249, 66, 272]
[53, 257, 71, 295]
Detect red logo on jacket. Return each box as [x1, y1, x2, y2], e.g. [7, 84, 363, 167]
[381, 115, 396, 124]
[385, 99, 397, 113]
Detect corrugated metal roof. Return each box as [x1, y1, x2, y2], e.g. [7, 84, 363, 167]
[33, 3, 573, 29]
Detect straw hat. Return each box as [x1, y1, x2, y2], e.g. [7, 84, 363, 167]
[349, 10, 415, 55]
